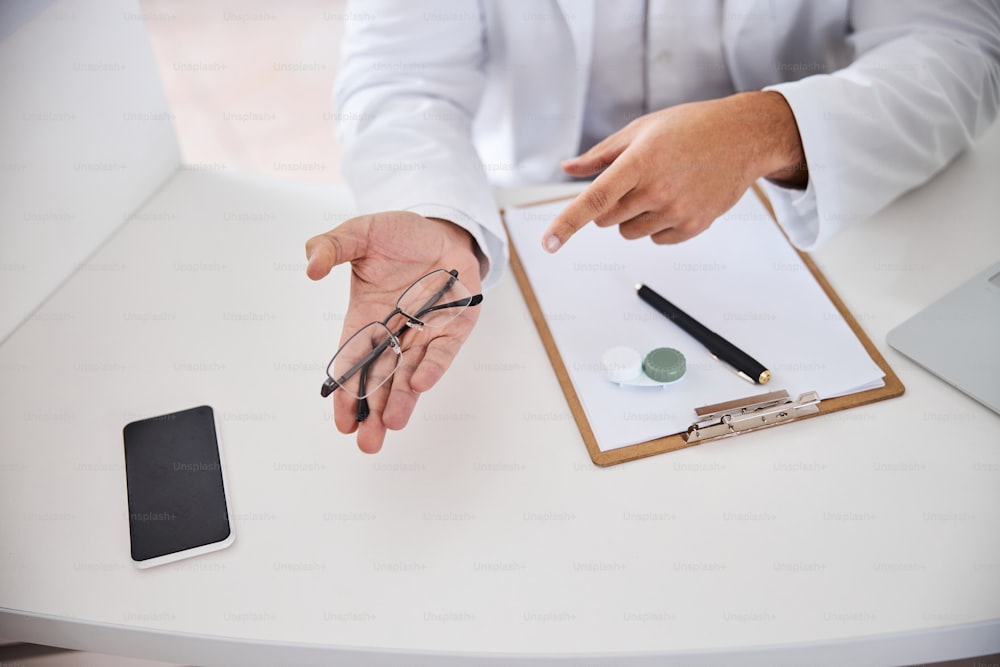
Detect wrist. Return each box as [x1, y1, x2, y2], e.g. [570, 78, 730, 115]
[426, 216, 476, 252]
[425, 216, 486, 283]
[738, 91, 808, 188]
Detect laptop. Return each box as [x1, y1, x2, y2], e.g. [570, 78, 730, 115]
[887, 261, 1000, 415]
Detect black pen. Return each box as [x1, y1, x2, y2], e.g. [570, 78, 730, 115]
[636, 283, 771, 385]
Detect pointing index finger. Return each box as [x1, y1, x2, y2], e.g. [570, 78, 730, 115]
[541, 164, 635, 253]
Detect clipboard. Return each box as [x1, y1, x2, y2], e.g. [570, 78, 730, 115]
[502, 185, 904, 466]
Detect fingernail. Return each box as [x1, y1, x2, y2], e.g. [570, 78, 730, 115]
[544, 235, 561, 253]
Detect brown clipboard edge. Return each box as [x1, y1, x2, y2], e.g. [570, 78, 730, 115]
[502, 185, 904, 467]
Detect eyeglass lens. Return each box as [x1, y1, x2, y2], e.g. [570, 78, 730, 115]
[396, 269, 474, 328]
[329, 322, 401, 399]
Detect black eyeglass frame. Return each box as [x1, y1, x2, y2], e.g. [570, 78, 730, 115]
[320, 269, 483, 422]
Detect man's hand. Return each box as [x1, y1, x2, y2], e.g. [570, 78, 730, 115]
[541, 91, 807, 252]
[305, 212, 482, 453]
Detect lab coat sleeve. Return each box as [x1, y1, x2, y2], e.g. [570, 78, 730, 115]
[333, 1, 508, 289]
[762, 0, 1000, 250]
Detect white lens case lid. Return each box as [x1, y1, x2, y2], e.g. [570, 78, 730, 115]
[601, 345, 643, 383]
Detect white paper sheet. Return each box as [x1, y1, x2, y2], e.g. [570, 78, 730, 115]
[504, 190, 885, 452]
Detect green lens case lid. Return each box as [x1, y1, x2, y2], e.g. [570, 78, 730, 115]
[642, 347, 686, 383]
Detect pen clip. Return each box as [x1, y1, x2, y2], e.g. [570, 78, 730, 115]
[683, 390, 821, 443]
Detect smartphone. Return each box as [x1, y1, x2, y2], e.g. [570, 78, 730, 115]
[123, 405, 235, 568]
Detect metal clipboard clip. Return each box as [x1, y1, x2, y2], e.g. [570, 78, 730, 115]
[683, 389, 821, 443]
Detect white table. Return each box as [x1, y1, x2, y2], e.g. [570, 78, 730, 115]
[1, 122, 999, 666]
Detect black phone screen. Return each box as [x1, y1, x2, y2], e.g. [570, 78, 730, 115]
[123, 405, 232, 563]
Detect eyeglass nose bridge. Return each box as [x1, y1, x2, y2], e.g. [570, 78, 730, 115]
[382, 305, 426, 332]
[403, 316, 426, 331]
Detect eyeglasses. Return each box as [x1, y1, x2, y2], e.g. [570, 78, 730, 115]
[320, 269, 483, 421]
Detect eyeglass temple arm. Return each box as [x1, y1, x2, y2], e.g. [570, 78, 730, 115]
[409, 293, 484, 322]
[355, 366, 371, 421]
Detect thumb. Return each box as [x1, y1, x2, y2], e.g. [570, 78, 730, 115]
[562, 131, 630, 177]
[304, 215, 369, 281]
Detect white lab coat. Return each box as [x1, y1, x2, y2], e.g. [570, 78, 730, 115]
[334, 0, 1000, 289]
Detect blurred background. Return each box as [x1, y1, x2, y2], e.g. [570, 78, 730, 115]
[1, 4, 347, 663]
[142, 0, 347, 183]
